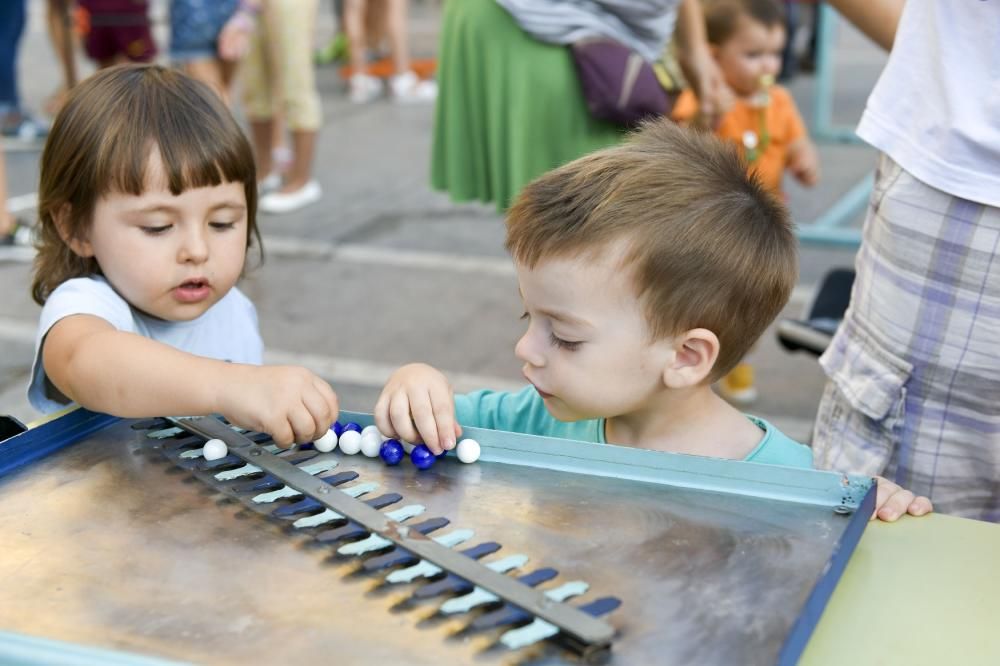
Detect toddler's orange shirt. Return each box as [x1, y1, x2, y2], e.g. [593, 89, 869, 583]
[672, 85, 807, 195]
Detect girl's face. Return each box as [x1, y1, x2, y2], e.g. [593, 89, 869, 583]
[513, 246, 674, 423]
[713, 16, 785, 97]
[70, 152, 249, 321]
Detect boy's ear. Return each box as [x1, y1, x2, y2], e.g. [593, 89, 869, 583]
[662, 328, 720, 389]
[53, 204, 94, 258]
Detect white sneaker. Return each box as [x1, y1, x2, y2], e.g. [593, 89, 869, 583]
[389, 71, 437, 103]
[258, 172, 282, 195]
[349, 73, 383, 104]
[258, 181, 322, 214]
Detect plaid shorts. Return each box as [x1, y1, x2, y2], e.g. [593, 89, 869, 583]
[812, 154, 1000, 522]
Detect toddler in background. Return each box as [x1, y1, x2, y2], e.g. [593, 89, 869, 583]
[375, 119, 928, 523]
[672, 0, 819, 405]
[28, 65, 338, 446]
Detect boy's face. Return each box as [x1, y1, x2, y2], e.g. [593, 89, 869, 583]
[713, 15, 786, 97]
[514, 247, 674, 423]
[74, 151, 249, 322]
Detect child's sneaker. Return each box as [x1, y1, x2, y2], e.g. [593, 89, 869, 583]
[388, 70, 437, 103]
[718, 362, 758, 406]
[2, 114, 48, 141]
[258, 171, 282, 195]
[0, 219, 36, 262]
[349, 73, 383, 104]
[258, 180, 322, 214]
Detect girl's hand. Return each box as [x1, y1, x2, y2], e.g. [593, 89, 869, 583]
[374, 363, 462, 455]
[219, 365, 339, 447]
[872, 476, 933, 522]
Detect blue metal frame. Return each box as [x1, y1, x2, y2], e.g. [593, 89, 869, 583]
[0, 631, 183, 666]
[778, 482, 877, 665]
[797, 3, 870, 248]
[0, 408, 118, 478]
[0, 409, 875, 665]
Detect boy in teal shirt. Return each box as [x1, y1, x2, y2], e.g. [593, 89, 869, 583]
[376, 120, 930, 522]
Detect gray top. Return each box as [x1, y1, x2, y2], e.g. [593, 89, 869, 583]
[496, 0, 680, 63]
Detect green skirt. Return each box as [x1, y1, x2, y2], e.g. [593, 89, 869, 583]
[431, 0, 625, 212]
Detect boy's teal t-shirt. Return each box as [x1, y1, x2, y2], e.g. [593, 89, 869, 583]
[454, 386, 813, 468]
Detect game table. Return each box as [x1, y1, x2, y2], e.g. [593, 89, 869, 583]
[0, 409, 996, 665]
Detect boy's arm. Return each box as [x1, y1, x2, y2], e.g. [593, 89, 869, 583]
[375, 363, 463, 455]
[872, 476, 933, 522]
[43, 314, 339, 446]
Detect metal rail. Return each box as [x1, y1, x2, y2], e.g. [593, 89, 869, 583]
[169, 416, 616, 655]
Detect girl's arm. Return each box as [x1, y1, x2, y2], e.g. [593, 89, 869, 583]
[43, 314, 339, 446]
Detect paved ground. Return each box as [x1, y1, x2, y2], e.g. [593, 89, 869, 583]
[0, 1, 884, 442]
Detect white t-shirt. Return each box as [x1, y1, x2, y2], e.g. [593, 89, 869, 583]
[29, 276, 264, 413]
[856, 1, 1000, 208]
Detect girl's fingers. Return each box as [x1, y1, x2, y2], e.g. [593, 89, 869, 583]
[313, 377, 340, 428]
[301, 388, 332, 442]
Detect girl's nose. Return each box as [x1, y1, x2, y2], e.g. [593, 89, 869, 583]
[178, 228, 209, 263]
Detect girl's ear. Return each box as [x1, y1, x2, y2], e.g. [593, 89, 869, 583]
[662, 328, 720, 389]
[53, 205, 94, 257]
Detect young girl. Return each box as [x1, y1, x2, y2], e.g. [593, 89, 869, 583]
[28, 64, 338, 447]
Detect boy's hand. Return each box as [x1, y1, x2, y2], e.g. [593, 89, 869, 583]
[788, 139, 820, 186]
[374, 363, 462, 455]
[872, 476, 933, 522]
[218, 365, 339, 448]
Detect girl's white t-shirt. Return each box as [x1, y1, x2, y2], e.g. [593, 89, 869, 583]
[856, 0, 1000, 208]
[29, 275, 264, 413]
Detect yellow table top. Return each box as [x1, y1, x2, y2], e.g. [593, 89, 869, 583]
[801, 513, 1000, 665]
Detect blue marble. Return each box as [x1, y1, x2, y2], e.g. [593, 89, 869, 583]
[332, 422, 345, 437]
[410, 444, 436, 470]
[342, 422, 362, 433]
[379, 439, 405, 466]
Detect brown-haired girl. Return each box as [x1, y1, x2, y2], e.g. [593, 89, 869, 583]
[28, 65, 338, 447]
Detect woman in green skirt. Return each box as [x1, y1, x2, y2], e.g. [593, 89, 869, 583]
[431, 0, 725, 211]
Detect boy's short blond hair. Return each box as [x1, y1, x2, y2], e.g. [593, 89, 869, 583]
[505, 120, 797, 380]
[704, 0, 786, 46]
